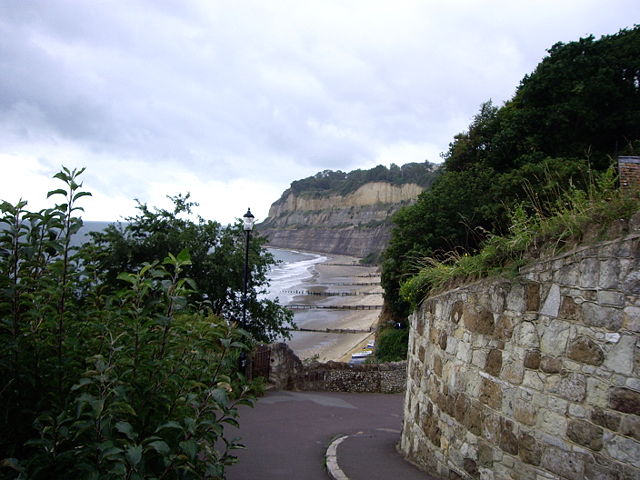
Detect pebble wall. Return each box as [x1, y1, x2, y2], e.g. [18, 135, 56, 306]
[400, 229, 640, 480]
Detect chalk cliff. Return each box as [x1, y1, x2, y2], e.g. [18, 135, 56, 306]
[257, 181, 425, 258]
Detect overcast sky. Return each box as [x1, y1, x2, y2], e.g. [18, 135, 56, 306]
[1, 1, 638, 224]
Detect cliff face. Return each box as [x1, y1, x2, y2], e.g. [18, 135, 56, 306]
[257, 182, 424, 258]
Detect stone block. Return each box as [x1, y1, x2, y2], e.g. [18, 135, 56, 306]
[433, 354, 443, 377]
[540, 284, 561, 317]
[518, 321, 539, 348]
[499, 418, 518, 455]
[464, 306, 495, 336]
[456, 341, 472, 363]
[604, 335, 636, 375]
[525, 283, 541, 311]
[451, 300, 464, 323]
[598, 259, 621, 289]
[582, 303, 623, 331]
[568, 404, 587, 418]
[477, 441, 494, 467]
[518, 431, 541, 465]
[514, 401, 537, 426]
[620, 415, 640, 441]
[540, 356, 563, 374]
[541, 446, 585, 480]
[485, 349, 503, 376]
[495, 314, 514, 340]
[623, 306, 640, 333]
[539, 409, 567, 436]
[559, 296, 584, 321]
[438, 331, 448, 351]
[609, 387, 640, 415]
[623, 270, 640, 296]
[549, 373, 587, 402]
[584, 457, 623, 480]
[567, 335, 605, 366]
[454, 393, 469, 423]
[557, 263, 579, 285]
[587, 377, 611, 408]
[603, 432, 640, 468]
[524, 349, 541, 369]
[590, 407, 621, 431]
[506, 283, 526, 312]
[522, 370, 545, 391]
[472, 349, 488, 369]
[464, 402, 484, 436]
[502, 358, 524, 385]
[580, 258, 600, 288]
[566, 419, 603, 451]
[596, 290, 625, 307]
[540, 320, 570, 354]
[479, 377, 502, 410]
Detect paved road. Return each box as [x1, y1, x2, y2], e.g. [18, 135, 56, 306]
[226, 390, 433, 480]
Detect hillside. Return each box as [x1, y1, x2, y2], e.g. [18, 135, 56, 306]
[257, 162, 440, 259]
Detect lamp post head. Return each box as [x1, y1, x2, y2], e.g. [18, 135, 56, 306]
[243, 208, 255, 231]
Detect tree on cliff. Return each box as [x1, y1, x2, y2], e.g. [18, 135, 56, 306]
[285, 161, 440, 198]
[382, 26, 640, 320]
[85, 194, 294, 343]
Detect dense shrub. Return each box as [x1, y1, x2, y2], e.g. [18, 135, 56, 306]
[375, 326, 409, 362]
[0, 168, 256, 479]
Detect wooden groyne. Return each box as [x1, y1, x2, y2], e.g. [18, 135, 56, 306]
[281, 289, 382, 297]
[290, 327, 375, 334]
[286, 304, 383, 311]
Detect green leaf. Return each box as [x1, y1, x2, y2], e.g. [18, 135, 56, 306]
[147, 440, 170, 455]
[155, 421, 183, 432]
[176, 248, 192, 264]
[179, 439, 197, 460]
[47, 188, 68, 198]
[125, 444, 142, 466]
[73, 191, 92, 201]
[115, 421, 137, 440]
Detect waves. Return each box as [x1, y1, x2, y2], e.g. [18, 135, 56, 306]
[265, 248, 327, 304]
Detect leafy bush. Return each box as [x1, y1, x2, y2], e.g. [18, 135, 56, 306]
[86, 193, 294, 343]
[0, 168, 256, 479]
[400, 167, 640, 308]
[375, 326, 409, 362]
[383, 26, 640, 320]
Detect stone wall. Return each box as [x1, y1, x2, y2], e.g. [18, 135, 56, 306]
[267, 343, 406, 393]
[400, 231, 640, 480]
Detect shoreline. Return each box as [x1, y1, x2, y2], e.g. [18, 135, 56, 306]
[279, 251, 382, 363]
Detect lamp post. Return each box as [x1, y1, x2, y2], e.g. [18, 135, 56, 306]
[241, 208, 255, 329]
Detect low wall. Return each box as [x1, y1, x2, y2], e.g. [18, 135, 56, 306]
[400, 231, 640, 480]
[267, 343, 406, 393]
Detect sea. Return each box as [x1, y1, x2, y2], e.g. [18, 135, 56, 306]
[71, 222, 322, 302]
[264, 248, 327, 304]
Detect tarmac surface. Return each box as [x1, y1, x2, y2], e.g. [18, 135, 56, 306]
[226, 390, 435, 480]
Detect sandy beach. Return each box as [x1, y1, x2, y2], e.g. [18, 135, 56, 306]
[281, 253, 383, 362]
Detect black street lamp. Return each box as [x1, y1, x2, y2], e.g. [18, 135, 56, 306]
[241, 208, 255, 328]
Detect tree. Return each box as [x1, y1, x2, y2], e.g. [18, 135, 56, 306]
[85, 194, 294, 343]
[382, 27, 640, 321]
[1, 169, 254, 479]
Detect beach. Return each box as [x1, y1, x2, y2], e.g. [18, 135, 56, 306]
[273, 252, 383, 362]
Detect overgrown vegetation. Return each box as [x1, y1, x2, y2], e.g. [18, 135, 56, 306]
[382, 26, 640, 321]
[282, 161, 440, 199]
[399, 168, 640, 308]
[87, 195, 294, 343]
[0, 168, 281, 479]
[374, 326, 409, 362]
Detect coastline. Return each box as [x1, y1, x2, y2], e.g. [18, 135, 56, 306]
[279, 252, 383, 362]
